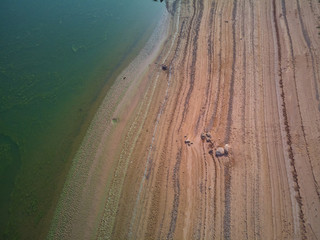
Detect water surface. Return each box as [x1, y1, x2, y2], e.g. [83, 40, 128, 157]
[0, 0, 165, 238]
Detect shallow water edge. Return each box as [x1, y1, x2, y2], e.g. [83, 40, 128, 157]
[47, 8, 171, 239]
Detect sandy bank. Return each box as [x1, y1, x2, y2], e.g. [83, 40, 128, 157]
[47, 6, 172, 239]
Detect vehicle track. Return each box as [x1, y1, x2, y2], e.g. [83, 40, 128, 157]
[224, 0, 237, 144]
[180, 0, 204, 128]
[281, 0, 320, 200]
[272, 0, 307, 237]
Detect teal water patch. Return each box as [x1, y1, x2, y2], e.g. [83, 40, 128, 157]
[0, 135, 21, 230]
[0, 0, 166, 238]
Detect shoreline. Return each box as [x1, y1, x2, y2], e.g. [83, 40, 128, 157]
[48, 0, 320, 239]
[47, 7, 171, 239]
[0, 2, 168, 239]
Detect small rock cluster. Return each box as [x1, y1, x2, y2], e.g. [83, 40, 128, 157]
[161, 64, 168, 71]
[215, 144, 230, 157]
[184, 136, 193, 146]
[201, 131, 230, 157]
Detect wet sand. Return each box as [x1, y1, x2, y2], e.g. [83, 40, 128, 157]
[49, 0, 320, 239]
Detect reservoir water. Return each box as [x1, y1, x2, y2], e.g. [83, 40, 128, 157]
[0, 0, 165, 238]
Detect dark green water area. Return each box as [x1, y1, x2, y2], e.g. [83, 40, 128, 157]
[0, 0, 165, 238]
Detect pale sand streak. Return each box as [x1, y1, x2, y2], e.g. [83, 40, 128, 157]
[48, 8, 169, 239]
[270, 2, 301, 237]
[127, 1, 181, 237]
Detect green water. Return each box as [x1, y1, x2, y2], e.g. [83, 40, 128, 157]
[0, 0, 165, 238]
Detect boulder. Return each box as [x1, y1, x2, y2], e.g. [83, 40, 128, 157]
[224, 144, 230, 154]
[201, 133, 206, 140]
[215, 147, 225, 157]
[162, 65, 168, 71]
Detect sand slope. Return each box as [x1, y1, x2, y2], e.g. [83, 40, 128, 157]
[50, 0, 320, 239]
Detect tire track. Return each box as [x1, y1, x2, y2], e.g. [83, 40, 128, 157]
[223, 160, 232, 240]
[208, 1, 225, 130]
[223, 0, 237, 238]
[201, 145, 209, 239]
[252, 3, 261, 234]
[272, 0, 307, 238]
[156, 13, 196, 239]
[175, 0, 197, 133]
[241, 0, 247, 144]
[144, 148, 167, 240]
[241, 2, 250, 236]
[209, 151, 218, 239]
[224, 0, 238, 144]
[247, 2, 258, 237]
[281, 0, 320, 200]
[127, 2, 183, 236]
[295, 0, 320, 111]
[166, 148, 182, 240]
[194, 149, 205, 240]
[241, 1, 249, 235]
[155, 11, 198, 238]
[179, 0, 204, 128]
[197, 0, 216, 133]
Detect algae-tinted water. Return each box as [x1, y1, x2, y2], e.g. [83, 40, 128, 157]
[0, 0, 165, 238]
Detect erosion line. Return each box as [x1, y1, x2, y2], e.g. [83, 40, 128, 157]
[223, 161, 232, 240]
[296, 0, 320, 107]
[209, 1, 225, 130]
[157, 19, 188, 239]
[272, 0, 307, 238]
[281, 0, 320, 199]
[166, 148, 182, 240]
[199, 0, 216, 132]
[179, 0, 204, 128]
[223, 1, 237, 237]
[225, 0, 237, 143]
[209, 153, 218, 239]
[241, 6, 247, 144]
[127, 1, 182, 237]
[202, 152, 208, 239]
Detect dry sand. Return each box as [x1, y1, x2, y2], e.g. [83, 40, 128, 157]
[49, 0, 320, 239]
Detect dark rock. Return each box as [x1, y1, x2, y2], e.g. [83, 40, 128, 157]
[201, 133, 206, 140]
[162, 65, 168, 71]
[111, 118, 119, 124]
[215, 147, 225, 157]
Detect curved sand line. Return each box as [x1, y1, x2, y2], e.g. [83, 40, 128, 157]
[47, 8, 170, 239]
